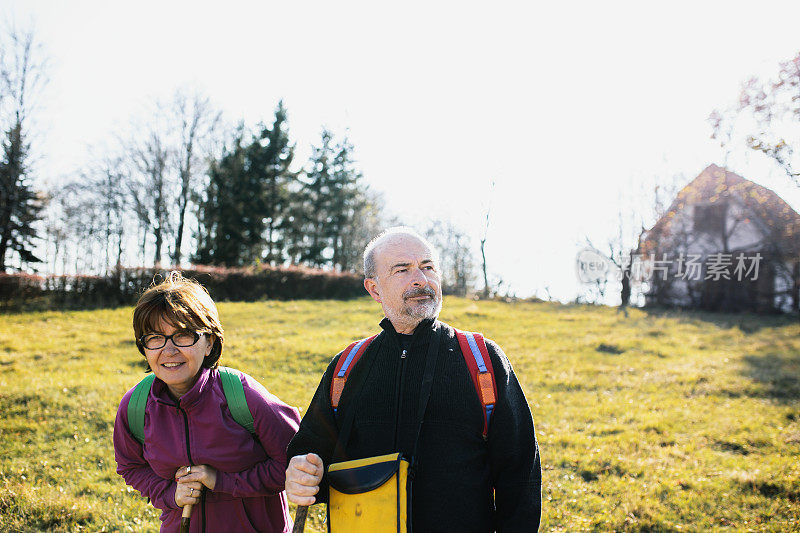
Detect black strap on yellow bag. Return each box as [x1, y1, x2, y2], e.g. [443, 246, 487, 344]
[326, 329, 441, 533]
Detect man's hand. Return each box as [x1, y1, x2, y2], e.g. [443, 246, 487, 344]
[285, 453, 324, 505]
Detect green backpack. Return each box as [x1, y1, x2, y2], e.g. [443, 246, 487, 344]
[126, 366, 255, 444]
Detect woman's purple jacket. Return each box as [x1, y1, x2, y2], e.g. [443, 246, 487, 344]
[113, 367, 301, 533]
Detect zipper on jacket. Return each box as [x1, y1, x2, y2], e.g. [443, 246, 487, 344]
[393, 348, 407, 448]
[177, 405, 204, 533]
[177, 405, 194, 465]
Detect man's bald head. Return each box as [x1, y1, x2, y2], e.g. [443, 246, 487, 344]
[363, 227, 439, 279]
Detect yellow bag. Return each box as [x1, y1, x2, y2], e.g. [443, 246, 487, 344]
[327, 453, 410, 533]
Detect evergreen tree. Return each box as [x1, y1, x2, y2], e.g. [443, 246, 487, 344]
[195, 112, 385, 272]
[0, 122, 43, 271]
[194, 133, 257, 265]
[327, 135, 366, 271]
[293, 128, 336, 267]
[280, 178, 311, 266]
[291, 128, 383, 272]
[249, 100, 296, 264]
[195, 102, 296, 266]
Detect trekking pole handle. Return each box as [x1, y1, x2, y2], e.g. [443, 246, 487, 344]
[179, 504, 192, 533]
[292, 505, 309, 533]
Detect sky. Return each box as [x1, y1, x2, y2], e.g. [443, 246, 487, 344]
[4, 0, 800, 301]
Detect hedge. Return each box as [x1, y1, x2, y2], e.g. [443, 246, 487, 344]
[0, 265, 366, 312]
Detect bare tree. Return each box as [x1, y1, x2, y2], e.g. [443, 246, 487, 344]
[424, 220, 475, 296]
[71, 152, 130, 273]
[480, 181, 494, 298]
[49, 181, 105, 274]
[41, 192, 68, 273]
[581, 174, 684, 307]
[711, 52, 800, 188]
[168, 90, 220, 266]
[117, 91, 221, 268]
[337, 188, 388, 273]
[127, 128, 172, 266]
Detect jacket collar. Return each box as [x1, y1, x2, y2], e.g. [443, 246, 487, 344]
[379, 316, 438, 348]
[151, 366, 212, 409]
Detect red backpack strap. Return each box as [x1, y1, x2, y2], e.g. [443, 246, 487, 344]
[330, 334, 378, 413]
[455, 329, 498, 439]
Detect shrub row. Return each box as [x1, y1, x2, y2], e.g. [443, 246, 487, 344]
[0, 265, 366, 311]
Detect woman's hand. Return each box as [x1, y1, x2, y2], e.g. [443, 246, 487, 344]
[175, 464, 218, 491]
[174, 478, 203, 507]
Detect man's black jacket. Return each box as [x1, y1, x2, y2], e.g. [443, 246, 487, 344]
[287, 318, 541, 532]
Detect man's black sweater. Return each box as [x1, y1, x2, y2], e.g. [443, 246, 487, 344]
[287, 318, 541, 532]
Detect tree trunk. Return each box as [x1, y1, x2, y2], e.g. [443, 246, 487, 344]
[0, 130, 22, 273]
[173, 191, 188, 266]
[51, 236, 59, 274]
[116, 227, 124, 269]
[0, 164, 14, 272]
[173, 147, 193, 266]
[0, 224, 10, 272]
[105, 208, 112, 275]
[480, 238, 489, 298]
[267, 175, 277, 265]
[154, 225, 163, 267]
[140, 228, 147, 266]
[153, 179, 164, 266]
[266, 220, 274, 264]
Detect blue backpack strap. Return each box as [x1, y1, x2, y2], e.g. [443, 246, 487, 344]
[454, 329, 498, 439]
[127, 373, 156, 444]
[330, 334, 378, 413]
[218, 366, 256, 435]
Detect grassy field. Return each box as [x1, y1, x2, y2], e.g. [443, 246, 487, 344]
[0, 297, 798, 532]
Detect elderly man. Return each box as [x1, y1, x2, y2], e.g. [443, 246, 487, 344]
[286, 227, 541, 532]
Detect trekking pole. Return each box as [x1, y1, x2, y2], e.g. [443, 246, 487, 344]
[179, 504, 193, 533]
[292, 505, 309, 533]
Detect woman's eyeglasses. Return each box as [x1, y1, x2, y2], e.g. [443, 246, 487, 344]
[139, 331, 203, 350]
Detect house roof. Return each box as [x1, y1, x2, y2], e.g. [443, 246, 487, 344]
[640, 164, 800, 256]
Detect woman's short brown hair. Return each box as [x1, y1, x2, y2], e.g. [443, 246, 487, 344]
[133, 271, 224, 371]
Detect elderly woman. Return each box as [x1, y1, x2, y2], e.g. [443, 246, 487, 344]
[113, 272, 300, 532]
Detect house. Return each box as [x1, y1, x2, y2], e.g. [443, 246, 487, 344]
[638, 164, 800, 313]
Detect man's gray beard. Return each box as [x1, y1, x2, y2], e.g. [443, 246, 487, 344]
[384, 296, 442, 329]
[400, 295, 442, 321]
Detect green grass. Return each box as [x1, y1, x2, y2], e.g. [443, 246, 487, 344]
[1, 298, 799, 532]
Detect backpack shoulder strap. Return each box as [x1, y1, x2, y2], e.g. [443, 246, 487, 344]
[330, 334, 378, 413]
[218, 366, 255, 435]
[454, 329, 498, 439]
[127, 373, 156, 444]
